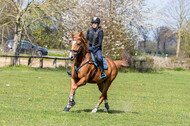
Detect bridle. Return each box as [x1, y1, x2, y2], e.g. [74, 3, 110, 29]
[70, 39, 83, 55]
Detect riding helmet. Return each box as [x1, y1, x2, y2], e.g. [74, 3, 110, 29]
[91, 17, 100, 25]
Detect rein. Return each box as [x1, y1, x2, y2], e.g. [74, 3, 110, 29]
[74, 59, 91, 75]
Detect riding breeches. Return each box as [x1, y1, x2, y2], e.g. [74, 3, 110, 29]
[95, 49, 103, 61]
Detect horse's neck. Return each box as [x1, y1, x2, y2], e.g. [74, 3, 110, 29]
[74, 52, 89, 67]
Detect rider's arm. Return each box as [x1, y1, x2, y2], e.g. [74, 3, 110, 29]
[93, 31, 103, 48]
[86, 29, 89, 41]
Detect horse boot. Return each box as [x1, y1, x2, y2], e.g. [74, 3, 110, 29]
[98, 60, 106, 79]
[67, 70, 71, 77]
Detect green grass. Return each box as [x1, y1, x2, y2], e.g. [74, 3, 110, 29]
[47, 52, 68, 57]
[0, 66, 190, 126]
[48, 49, 66, 51]
[47, 49, 69, 57]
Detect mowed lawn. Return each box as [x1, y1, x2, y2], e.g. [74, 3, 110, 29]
[0, 66, 189, 126]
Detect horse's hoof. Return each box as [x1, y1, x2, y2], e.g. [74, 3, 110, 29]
[63, 107, 70, 112]
[91, 108, 98, 113]
[103, 108, 108, 112]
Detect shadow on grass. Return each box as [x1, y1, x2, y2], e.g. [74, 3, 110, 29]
[70, 109, 139, 114]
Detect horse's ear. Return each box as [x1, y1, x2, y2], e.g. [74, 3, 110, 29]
[70, 32, 74, 38]
[79, 32, 83, 37]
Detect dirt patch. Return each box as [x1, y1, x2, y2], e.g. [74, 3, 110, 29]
[0, 57, 72, 68]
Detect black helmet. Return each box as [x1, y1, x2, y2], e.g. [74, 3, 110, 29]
[91, 17, 100, 25]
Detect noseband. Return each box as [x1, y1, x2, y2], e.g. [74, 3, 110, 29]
[70, 39, 83, 55]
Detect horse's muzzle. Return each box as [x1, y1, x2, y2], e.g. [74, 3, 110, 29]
[69, 52, 76, 61]
[70, 56, 75, 61]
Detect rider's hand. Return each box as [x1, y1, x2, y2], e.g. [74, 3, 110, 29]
[88, 46, 93, 52]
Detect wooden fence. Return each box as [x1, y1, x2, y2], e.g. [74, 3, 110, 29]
[0, 55, 148, 69]
[0, 55, 71, 68]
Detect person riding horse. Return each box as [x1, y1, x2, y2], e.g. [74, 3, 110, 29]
[67, 17, 106, 79]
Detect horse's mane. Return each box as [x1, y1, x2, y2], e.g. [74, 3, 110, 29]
[80, 33, 89, 53]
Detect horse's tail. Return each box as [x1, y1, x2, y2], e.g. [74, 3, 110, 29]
[114, 49, 132, 68]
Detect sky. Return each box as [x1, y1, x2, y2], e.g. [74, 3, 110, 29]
[144, 0, 171, 40]
[145, 0, 170, 27]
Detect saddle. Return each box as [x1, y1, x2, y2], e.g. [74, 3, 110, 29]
[91, 52, 108, 69]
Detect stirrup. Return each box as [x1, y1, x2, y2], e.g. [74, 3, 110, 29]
[67, 71, 71, 77]
[100, 72, 106, 79]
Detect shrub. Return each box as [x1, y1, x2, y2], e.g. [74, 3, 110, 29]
[174, 67, 185, 71]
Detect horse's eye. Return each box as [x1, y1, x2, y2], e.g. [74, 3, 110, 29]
[77, 43, 81, 46]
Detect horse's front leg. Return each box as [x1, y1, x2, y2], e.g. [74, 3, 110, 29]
[63, 77, 87, 112]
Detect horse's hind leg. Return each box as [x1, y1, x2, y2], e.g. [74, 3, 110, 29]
[92, 79, 112, 113]
[103, 95, 109, 112]
[97, 84, 109, 112]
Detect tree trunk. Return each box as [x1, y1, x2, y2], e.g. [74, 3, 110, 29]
[162, 42, 166, 55]
[1, 26, 4, 46]
[176, 29, 181, 58]
[156, 40, 159, 55]
[143, 40, 146, 53]
[12, 14, 22, 66]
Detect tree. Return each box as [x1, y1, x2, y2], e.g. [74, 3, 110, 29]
[161, 0, 190, 58]
[138, 25, 149, 53]
[181, 21, 190, 57]
[0, 0, 15, 45]
[159, 26, 173, 55]
[153, 26, 176, 55]
[153, 27, 160, 55]
[0, 0, 75, 65]
[61, 0, 151, 59]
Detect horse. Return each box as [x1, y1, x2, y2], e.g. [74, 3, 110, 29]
[63, 32, 131, 113]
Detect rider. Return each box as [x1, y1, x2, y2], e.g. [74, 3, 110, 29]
[67, 17, 106, 79]
[87, 17, 106, 79]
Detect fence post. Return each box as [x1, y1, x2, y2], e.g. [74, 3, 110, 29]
[53, 58, 57, 68]
[10, 57, 14, 66]
[40, 58, 43, 68]
[28, 57, 32, 66]
[65, 60, 69, 69]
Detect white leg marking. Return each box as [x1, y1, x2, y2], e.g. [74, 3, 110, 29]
[104, 99, 108, 103]
[91, 103, 99, 113]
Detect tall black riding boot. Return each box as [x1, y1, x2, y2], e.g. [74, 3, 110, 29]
[98, 60, 106, 79]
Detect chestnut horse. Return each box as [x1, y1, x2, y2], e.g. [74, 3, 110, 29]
[63, 32, 131, 113]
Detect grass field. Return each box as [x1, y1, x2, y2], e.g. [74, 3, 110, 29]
[0, 66, 189, 126]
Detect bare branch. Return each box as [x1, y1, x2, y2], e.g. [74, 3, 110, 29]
[20, 0, 35, 17]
